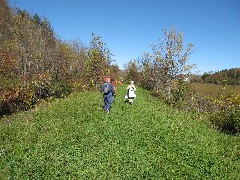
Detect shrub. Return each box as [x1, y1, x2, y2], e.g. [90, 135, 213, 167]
[0, 87, 34, 117]
[210, 93, 240, 134]
[49, 82, 71, 98]
[168, 83, 240, 135]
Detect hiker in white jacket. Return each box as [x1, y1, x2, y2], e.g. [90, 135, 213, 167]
[125, 81, 136, 105]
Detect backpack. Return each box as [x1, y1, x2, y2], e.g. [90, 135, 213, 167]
[128, 87, 136, 98]
[103, 83, 110, 94]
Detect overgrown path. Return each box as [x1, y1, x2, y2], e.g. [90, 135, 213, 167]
[0, 85, 239, 179]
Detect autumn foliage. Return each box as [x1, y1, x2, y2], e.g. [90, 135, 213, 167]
[0, 0, 120, 116]
[123, 28, 240, 134]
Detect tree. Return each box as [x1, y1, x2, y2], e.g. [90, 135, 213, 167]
[85, 34, 113, 87]
[0, 0, 11, 42]
[124, 60, 140, 84]
[138, 28, 195, 100]
[109, 64, 121, 79]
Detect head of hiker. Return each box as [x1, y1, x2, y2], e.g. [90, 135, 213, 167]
[105, 77, 110, 83]
[131, 81, 134, 85]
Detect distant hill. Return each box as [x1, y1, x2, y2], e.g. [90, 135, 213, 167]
[192, 68, 240, 85]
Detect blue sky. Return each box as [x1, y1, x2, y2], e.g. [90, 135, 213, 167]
[9, 0, 240, 74]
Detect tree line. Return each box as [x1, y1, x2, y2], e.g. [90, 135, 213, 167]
[0, 0, 121, 116]
[200, 68, 240, 85]
[1, 0, 196, 116]
[2, 0, 238, 134]
[122, 28, 239, 134]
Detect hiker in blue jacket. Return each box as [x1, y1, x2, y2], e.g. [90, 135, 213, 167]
[100, 77, 115, 113]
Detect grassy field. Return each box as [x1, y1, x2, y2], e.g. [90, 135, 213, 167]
[190, 83, 240, 98]
[0, 85, 239, 179]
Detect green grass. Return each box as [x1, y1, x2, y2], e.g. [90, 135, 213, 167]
[0, 85, 239, 179]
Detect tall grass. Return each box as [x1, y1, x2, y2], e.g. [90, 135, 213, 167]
[190, 83, 240, 98]
[188, 83, 240, 134]
[0, 85, 239, 179]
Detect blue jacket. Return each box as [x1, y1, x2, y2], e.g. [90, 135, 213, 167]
[100, 82, 115, 95]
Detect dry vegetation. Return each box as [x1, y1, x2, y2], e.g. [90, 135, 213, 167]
[190, 83, 240, 98]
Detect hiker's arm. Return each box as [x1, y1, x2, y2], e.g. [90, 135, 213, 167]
[111, 85, 115, 94]
[100, 85, 104, 93]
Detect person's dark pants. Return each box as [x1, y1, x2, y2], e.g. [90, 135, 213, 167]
[103, 93, 112, 111]
[110, 95, 115, 103]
